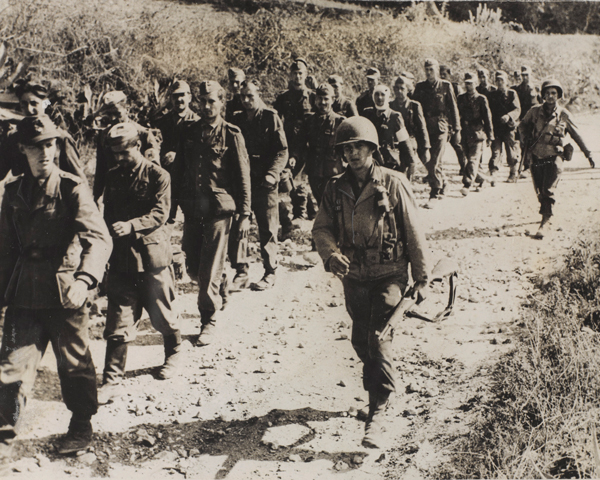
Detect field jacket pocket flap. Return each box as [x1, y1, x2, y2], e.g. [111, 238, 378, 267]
[56, 270, 76, 308]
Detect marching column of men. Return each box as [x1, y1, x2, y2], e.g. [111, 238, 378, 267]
[0, 57, 596, 458]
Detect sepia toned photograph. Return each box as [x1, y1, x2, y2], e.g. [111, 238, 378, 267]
[0, 0, 599, 478]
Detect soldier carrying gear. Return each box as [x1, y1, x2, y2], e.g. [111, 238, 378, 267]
[313, 116, 430, 449]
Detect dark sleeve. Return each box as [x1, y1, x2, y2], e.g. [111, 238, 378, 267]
[93, 135, 108, 202]
[345, 99, 358, 117]
[0, 187, 19, 304]
[481, 97, 494, 141]
[230, 130, 252, 216]
[412, 101, 431, 150]
[507, 91, 521, 123]
[446, 83, 461, 132]
[129, 168, 171, 237]
[273, 94, 284, 118]
[312, 179, 340, 269]
[564, 110, 592, 158]
[140, 128, 161, 166]
[58, 133, 88, 185]
[266, 112, 289, 180]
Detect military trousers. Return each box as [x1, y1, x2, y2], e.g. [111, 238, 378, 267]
[342, 275, 405, 395]
[450, 132, 467, 171]
[105, 266, 180, 343]
[182, 215, 232, 323]
[489, 129, 520, 172]
[531, 155, 563, 216]
[229, 185, 279, 275]
[0, 306, 97, 430]
[461, 139, 486, 188]
[426, 132, 449, 198]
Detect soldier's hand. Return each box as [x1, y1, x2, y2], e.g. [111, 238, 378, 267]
[328, 253, 350, 277]
[162, 151, 176, 166]
[412, 280, 429, 303]
[588, 155, 595, 168]
[420, 149, 431, 165]
[238, 215, 250, 241]
[500, 114, 510, 124]
[288, 157, 297, 169]
[486, 139, 492, 148]
[63, 279, 89, 309]
[263, 173, 277, 188]
[112, 221, 133, 237]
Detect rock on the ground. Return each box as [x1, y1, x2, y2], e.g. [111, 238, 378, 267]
[261, 424, 311, 448]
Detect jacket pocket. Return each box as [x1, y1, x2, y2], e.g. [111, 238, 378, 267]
[138, 230, 172, 270]
[209, 187, 236, 217]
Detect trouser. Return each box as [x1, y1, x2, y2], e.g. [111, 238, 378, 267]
[462, 139, 486, 187]
[342, 276, 405, 395]
[290, 174, 317, 219]
[308, 175, 331, 207]
[426, 132, 449, 198]
[182, 215, 232, 323]
[489, 129, 520, 172]
[0, 307, 97, 430]
[229, 185, 279, 275]
[104, 266, 180, 343]
[450, 132, 467, 171]
[531, 155, 563, 216]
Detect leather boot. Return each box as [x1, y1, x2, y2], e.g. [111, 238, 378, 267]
[158, 332, 183, 380]
[534, 213, 552, 239]
[98, 340, 128, 405]
[362, 391, 390, 449]
[507, 165, 518, 183]
[56, 415, 93, 455]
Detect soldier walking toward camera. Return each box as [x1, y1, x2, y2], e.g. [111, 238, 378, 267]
[229, 80, 288, 292]
[172, 81, 251, 346]
[487, 71, 521, 182]
[328, 75, 358, 118]
[412, 58, 460, 205]
[0, 116, 112, 457]
[457, 72, 494, 196]
[476, 67, 496, 99]
[98, 123, 182, 405]
[440, 64, 468, 175]
[513, 66, 540, 121]
[518, 79, 595, 239]
[225, 68, 246, 122]
[312, 116, 429, 449]
[356, 67, 380, 117]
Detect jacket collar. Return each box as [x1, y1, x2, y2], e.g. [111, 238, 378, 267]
[13, 167, 62, 211]
[338, 163, 385, 205]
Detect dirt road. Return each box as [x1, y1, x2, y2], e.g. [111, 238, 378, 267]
[5, 114, 600, 479]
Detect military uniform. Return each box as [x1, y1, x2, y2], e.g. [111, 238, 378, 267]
[356, 90, 376, 117]
[448, 82, 467, 173]
[476, 84, 496, 99]
[153, 108, 200, 168]
[514, 82, 540, 121]
[487, 86, 521, 174]
[225, 95, 244, 123]
[389, 97, 430, 161]
[332, 95, 358, 118]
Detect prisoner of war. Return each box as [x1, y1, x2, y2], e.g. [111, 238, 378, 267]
[312, 116, 429, 449]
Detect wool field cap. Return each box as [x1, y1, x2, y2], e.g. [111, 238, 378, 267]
[228, 68, 246, 81]
[315, 83, 335, 96]
[439, 64, 450, 72]
[171, 80, 191, 94]
[290, 58, 308, 71]
[100, 91, 127, 112]
[105, 122, 140, 149]
[366, 67, 380, 79]
[463, 72, 477, 83]
[327, 74, 344, 85]
[476, 66, 489, 75]
[199, 80, 224, 96]
[424, 58, 439, 68]
[521, 65, 532, 75]
[17, 115, 61, 145]
[400, 71, 415, 81]
[495, 70, 509, 80]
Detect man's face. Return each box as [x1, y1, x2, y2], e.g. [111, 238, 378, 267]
[521, 73, 530, 85]
[367, 77, 378, 90]
[315, 93, 333, 114]
[104, 106, 127, 126]
[330, 82, 342, 99]
[289, 69, 307, 90]
[230, 79, 242, 95]
[478, 72, 488, 86]
[199, 91, 224, 122]
[240, 85, 261, 112]
[496, 76, 507, 92]
[425, 66, 438, 83]
[111, 143, 141, 169]
[373, 89, 390, 109]
[394, 83, 409, 102]
[172, 92, 191, 113]
[20, 138, 57, 179]
[342, 142, 373, 171]
[465, 81, 476, 94]
[544, 87, 559, 106]
[19, 92, 46, 117]
[439, 68, 449, 80]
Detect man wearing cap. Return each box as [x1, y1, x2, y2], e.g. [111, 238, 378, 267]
[98, 123, 181, 404]
[412, 58, 461, 204]
[0, 116, 112, 457]
[225, 68, 246, 122]
[440, 65, 467, 175]
[93, 90, 161, 203]
[363, 84, 414, 178]
[356, 67, 380, 117]
[172, 80, 251, 346]
[328, 75, 358, 118]
[513, 66, 540, 121]
[457, 72, 494, 196]
[476, 67, 496, 99]
[229, 80, 288, 292]
[389, 75, 431, 179]
[487, 70, 521, 182]
[519, 79, 595, 239]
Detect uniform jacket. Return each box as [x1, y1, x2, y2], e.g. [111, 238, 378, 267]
[457, 92, 494, 143]
[487, 88, 521, 135]
[225, 95, 245, 123]
[513, 82, 540, 120]
[273, 88, 314, 165]
[313, 164, 429, 284]
[356, 89, 375, 117]
[363, 107, 410, 169]
[518, 104, 591, 160]
[302, 110, 345, 180]
[152, 108, 200, 165]
[333, 96, 358, 118]
[104, 156, 172, 273]
[389, 98, 431, 151]
[412, 79, 460, 136]
[94, 121, 161, 201]
[476, 84, 496, 99]
[0, 168, 112, 309]
[231, 106, 288, 185]
[173, 117, 251, 220]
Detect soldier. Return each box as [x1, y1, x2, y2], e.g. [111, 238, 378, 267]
[487, 71, 521, 182]
[302, 83, 345, 204]
[312, 116, 429, 449]
[229, 80, 288, 292]
[513, 65, 540, 121]
[98, 123, 182, 405]
[457, 72, 494, 196]
[0, 116, 112, 457]
[0, 79, 87, 183]
[412, 58, 460, 206]
[225, 68, 246, 122]
[93, 91, 161, 202]
[363, 84, 414, 177]
[518, 79, 595, 239]
[172, 81, 251, 346]
[356, 67, 380, 117]
[476, 67, 496, 99]
[439, 65, 467, 175]
[513, 70, 522, 87]
[390, 75, 431, 179]
[327, 75, 358, 118]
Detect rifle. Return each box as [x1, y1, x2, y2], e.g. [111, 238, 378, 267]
[377, 258, 459, 341]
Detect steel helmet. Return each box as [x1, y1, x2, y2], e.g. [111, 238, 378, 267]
[541, 79, 563, 99]
[335, 116, 379, 149]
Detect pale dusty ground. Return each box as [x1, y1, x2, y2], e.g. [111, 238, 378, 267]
[4, 114, 600, 479]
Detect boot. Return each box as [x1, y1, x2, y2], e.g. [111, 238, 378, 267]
[158, 333, 183, 380]
[362, 391, 390, 449]
[56, 415, 93, 455]
[229, 271, 250, 293]
[98, 339, 128, 405]
[291, 186, 308, 220]
[506, 165, 518, 183]
[196, 319, 216, 347]
[533, 213, 552, 239]
[219, 273, 229, 310]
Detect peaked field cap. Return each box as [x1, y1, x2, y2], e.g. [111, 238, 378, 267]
[106, 122, 139, 147]
[291, 58, 308, 71]
[101, 91, 127, 108]
[327, 74, 344, 85]
[400, 71, 415, 81]
[199, 80, 224, 96]
[476, 66, 489, 75]
[171, 80, 191, 94]
[228, 68, 245, 81]
[464, 72, 476, 83]
[495, 70, 508, 80]
[521, 65, 532, 75]
[316, 83, 335, 96]
[366, 67, 380, 79]
[17, 115, 61, 145]
[14, 79, 50, 99]
[424, 58, 439, 68]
